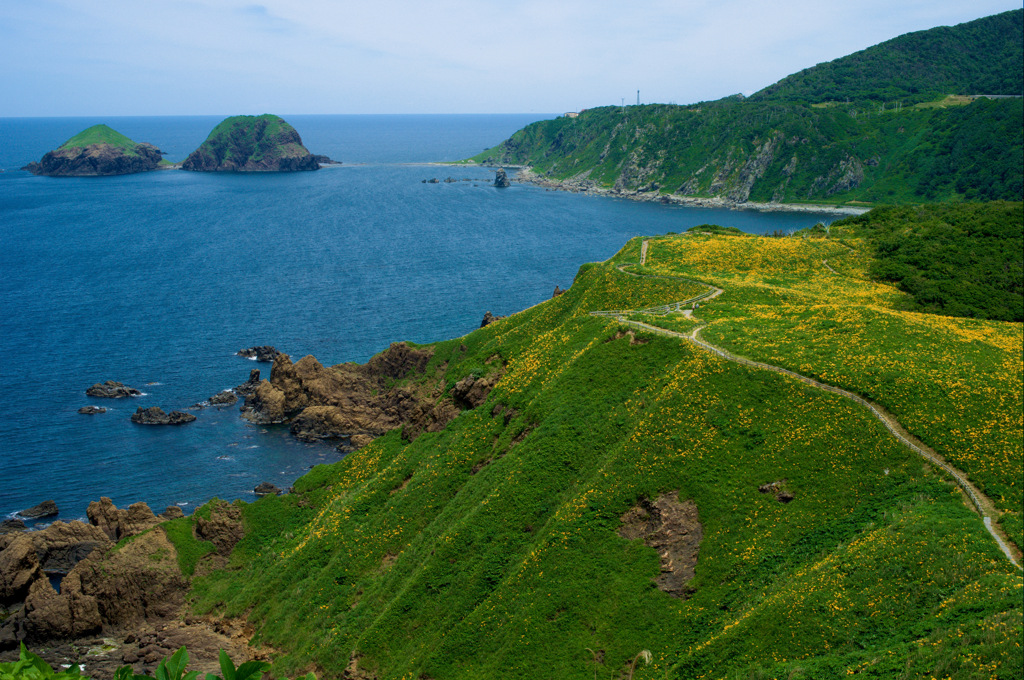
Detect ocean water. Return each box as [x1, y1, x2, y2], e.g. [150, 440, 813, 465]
[0, 115, 838, 523]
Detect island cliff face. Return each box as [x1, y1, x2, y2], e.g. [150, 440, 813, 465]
[24, 124, 164, 177]
[181, 115, 320, 172]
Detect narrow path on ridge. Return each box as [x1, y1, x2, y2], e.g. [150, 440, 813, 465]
[592, 238, 1023, 571]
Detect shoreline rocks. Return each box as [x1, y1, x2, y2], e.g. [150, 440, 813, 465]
[253, 483, 282, 497]
[503, 166, 871, 215]
[86, 381, 141, 399]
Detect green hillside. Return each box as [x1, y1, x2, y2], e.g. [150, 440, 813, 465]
[471, 97, 1022, 204]
[751, 9, 1023, 104]
[58, 124, 142, 156]
[187, 204, 1023, 679]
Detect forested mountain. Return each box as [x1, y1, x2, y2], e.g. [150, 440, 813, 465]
[472, 97, 1022, 204]
[751, 9, 1023, 104]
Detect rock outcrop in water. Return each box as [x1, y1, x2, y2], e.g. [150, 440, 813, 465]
[182, 115, 320, 172]
[130, 407, 197, 425]
[237, 346, 281, 362]
[23, 125, 164, 177]
[86, 381, 142, 398]
[17, 501, 58, 520]
[493, 168, 511, 187]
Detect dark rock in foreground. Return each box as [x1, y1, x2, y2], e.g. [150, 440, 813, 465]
[130, 407, 196, 425]
[253, 482, 282, 497]
[18, 501, 58, 520]
[77, 406, 107, 415]
[23, 124, 163, 177]
[182, 115, 320, 172]
[494, 168, 511, 188]
[86, 380, 142, 398]
[237, 346, 281, 362]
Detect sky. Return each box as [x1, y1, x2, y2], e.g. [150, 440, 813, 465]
[1, 0, 1020, 116]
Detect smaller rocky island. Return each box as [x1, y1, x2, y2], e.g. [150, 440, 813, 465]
[23, 124, 165, 177]
[181, 115, 326, 172]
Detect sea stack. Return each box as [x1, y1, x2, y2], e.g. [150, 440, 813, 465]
[181, 114, 321, 172]
[23, 124, 164, 177]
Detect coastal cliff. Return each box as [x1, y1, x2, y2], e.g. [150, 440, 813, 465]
[181, 115, 320, 172]
[23, 125, 164, 177]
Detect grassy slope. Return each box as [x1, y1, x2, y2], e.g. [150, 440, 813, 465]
[58, 124, 141, 155]
[471, 97, 1023, 205]
[192, 224, 1022, 679]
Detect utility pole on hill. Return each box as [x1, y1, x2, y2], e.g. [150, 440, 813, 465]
[637, 90, 640, 106]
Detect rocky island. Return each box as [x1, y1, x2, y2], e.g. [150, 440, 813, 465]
[181, 115, 323, 172]
[22, 125, 165, 177]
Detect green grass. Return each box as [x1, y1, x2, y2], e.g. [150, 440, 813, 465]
[162, 516, 217, 578]
[188, 229, 1021, 679]
[58, 124, 140, 155]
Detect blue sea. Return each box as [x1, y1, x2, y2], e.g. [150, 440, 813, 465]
[0, 114, 838, 523]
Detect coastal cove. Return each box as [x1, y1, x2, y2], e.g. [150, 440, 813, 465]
[0, 115, 840, 524]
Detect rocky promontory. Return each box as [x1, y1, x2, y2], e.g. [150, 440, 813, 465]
[239, 342, 503, 449]
[181, 115, 321, 172]
[23, 125, 164, 177]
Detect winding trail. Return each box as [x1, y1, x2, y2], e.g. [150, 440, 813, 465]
[592, 239, 1022, 570]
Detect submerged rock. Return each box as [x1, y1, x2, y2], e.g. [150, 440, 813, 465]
[78, 406, 107, 415]
[237, 346, 281, 362]
[130, 407, 196, 425]
[86, 381, 142, 398]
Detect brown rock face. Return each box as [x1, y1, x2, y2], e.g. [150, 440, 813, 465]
[0, 534, 42, 604]
[619, 492, 703, 599]
[239, 342, 501, 450]
[25, 143, 162, 177]
[87, 498, 162, 541]
[195, 503, 244, 557]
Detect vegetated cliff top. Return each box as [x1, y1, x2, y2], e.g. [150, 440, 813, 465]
[24, 124, 165, 177]
[181, 114, 320, 172]
[750, 9, 1023, 104]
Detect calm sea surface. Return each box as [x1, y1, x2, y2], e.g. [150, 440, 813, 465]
[0, 115, 838, 522]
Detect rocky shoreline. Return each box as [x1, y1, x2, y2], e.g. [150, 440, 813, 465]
[469, 165, 871, 216]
